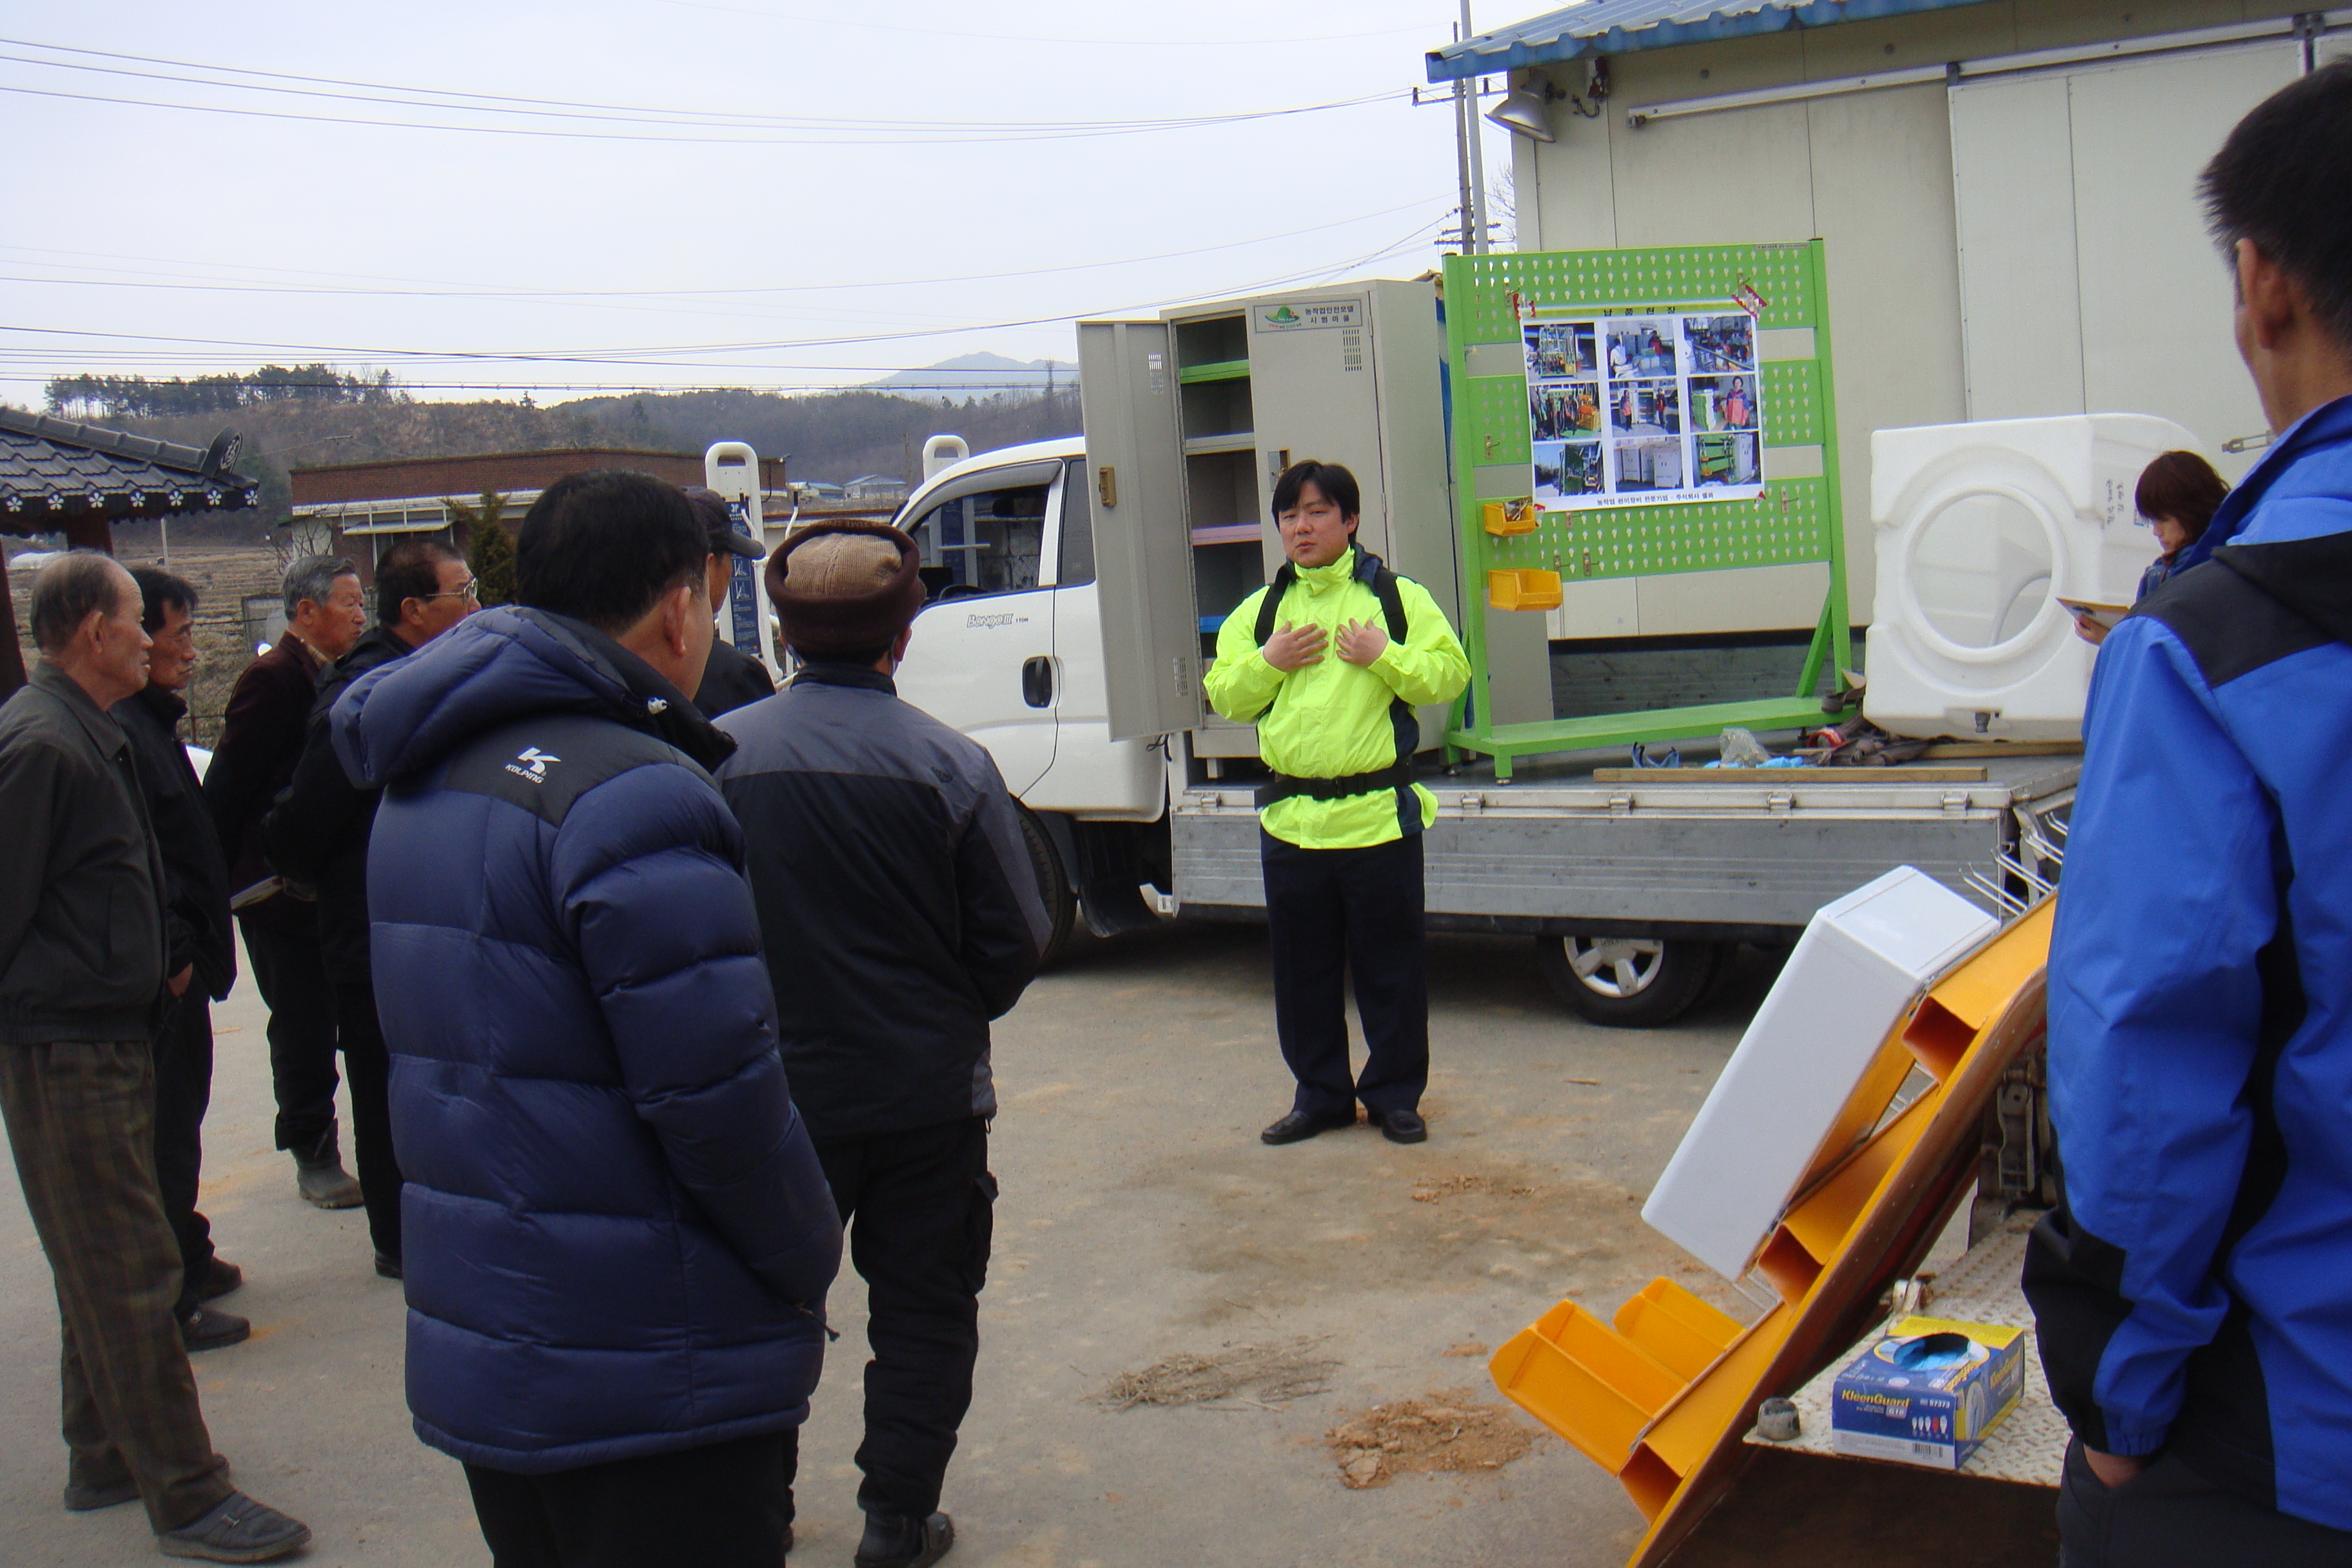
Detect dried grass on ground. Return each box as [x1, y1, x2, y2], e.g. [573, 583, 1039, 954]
[1325, 1387, 1538, 1489]
[1094, 1337, 1339, 1412]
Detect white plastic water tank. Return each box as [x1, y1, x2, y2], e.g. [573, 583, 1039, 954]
[1864, 413, 2197, 739]
[1642, 867, 1999, 1280]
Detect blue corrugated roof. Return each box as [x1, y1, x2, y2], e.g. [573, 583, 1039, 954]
[1427, 0, 1999, 79]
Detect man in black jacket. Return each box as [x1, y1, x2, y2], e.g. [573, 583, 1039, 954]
[0, 552, 309, 1563]
[684, 487, 778, 719]
[266, 538, 473, 1278]
[718, 520, 1047, 1568]
[203, 553, 366, 1208]
[113, 568, 246, 1352]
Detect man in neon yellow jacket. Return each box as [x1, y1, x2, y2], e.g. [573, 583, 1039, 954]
[1204, 461, 1469, 1147]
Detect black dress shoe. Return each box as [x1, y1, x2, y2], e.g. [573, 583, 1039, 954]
[197, 1258, 244, 1301]
[1260, 1108, 1357, 1145]
[374, 1251, 403, 1280]
[1377, 1108, 1429, 1144]
[181, 1305, 251, 1353]
[856, 1509, 953, 1568]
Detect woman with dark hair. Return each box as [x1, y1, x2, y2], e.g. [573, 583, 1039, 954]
[2075, 449, 2231, 644]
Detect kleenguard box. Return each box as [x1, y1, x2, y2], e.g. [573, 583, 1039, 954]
[1830, 1315, 2027, 1470]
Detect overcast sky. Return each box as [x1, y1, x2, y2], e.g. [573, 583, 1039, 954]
[0, 1, 1513, 408]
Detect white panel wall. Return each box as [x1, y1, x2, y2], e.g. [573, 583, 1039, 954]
[2067, 47, 2298, 466]
[1950, 42, 2296, 475]
[1950, 76, 2086, 419]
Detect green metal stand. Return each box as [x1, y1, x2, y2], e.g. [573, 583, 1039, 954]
[1443, 240, 1851, 781]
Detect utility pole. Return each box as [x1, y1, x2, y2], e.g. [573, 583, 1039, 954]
[1461, 1, 1491, 255]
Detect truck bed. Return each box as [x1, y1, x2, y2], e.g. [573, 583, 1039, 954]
[1170, 754, 2077, 937]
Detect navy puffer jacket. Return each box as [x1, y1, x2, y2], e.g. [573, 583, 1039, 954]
[332, 606, 841, 1475]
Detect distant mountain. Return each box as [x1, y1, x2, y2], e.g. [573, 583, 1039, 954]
[859, 353, 1077, 394]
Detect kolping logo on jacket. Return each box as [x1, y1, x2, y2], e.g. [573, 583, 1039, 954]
[504, 746, 560, 783]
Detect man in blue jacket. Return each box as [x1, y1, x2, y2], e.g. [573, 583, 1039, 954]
[2024, 61, 2352, 1563]
[331, 470, 842, 1566]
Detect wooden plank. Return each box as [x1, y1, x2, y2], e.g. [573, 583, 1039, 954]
[1919, 740, 2084, 758]
[1589, 766, 1988, 783]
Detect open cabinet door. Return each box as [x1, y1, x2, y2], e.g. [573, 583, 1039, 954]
[1077, 318, 1200, 741]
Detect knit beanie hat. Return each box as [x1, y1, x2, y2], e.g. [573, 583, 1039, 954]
[765, 520, 925, 658]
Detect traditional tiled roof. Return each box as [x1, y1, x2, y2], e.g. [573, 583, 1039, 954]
[0, 406, 260, 532]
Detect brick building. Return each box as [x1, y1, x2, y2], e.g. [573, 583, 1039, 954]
[289, 447, 791, 582]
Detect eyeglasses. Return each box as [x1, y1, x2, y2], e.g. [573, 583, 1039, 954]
[421, 580, 480, 603]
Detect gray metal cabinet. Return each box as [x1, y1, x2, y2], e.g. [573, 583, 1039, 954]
[1079, 279, 1457, 750]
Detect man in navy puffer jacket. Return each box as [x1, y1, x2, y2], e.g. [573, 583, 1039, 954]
[330, 470, 841, 1567]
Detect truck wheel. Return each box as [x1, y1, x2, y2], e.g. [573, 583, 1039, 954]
[1536, 936, 1725, 1029]
[1016, 804, 1076, 969]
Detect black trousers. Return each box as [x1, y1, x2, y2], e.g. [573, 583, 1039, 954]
[2059, 1439, 2352, 1565]
[150, 995, 216, 1320]
[1260, 830, 1429, 1120]
[464, 1430, 793, 1568]
[333, 980, 402, 1262]
[239, 911, 341, 1157]
[792, 1117, 994, 1520]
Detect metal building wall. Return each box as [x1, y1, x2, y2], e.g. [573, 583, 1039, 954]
[1510, 0, 2304, 638]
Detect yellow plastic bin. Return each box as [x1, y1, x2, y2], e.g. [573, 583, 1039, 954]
[1483, 498, 1540, 536]
[1487, 568, 1562, 611]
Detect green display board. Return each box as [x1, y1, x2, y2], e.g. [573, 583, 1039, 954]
[1442, 240, 1850, 779]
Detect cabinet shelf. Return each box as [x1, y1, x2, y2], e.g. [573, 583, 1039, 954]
[1178, 358, 1251, 384]
[1183, 432, 1255, 456]
[1190, 523, 1262, 546]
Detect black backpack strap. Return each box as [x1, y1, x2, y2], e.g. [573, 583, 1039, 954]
[1349, 550, 1422, 837]
[1355, 549, 1409, 645]
[1253, 562, 1298, 647]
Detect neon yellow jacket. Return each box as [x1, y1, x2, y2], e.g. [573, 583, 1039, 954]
[1204, 547, 1469, 850]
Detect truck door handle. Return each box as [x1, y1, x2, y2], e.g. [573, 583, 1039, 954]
[1021, 656, 1054, 709]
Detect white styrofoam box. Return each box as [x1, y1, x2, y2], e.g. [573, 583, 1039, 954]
[1864, 413, 2200, 740]
[1642, 867, 2000, 1280]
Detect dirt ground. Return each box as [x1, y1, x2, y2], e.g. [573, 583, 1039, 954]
[0, 917, 1777, 1568]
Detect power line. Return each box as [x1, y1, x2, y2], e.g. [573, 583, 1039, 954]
[0, 220, 1443, 377]
[0, 195, 1440, 303]
[2, 32, 1413, 126]
[645, 0, 1439, 48]
[0, 43, 1402, 144]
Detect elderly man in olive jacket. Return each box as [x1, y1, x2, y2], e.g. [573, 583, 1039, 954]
[0, 551, 308, 1562]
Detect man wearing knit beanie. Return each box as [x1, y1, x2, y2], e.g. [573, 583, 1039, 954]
[716, 520, 1049, 1568]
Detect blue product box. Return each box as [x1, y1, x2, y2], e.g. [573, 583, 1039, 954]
[1829, 1314, 2027, 1469]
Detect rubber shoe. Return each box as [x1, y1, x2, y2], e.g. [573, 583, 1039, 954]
[181, 1305, 251, 1354]
[197, 1259, 244, 1302]
[295, 1155, 362, 1210]
[63, 1476, 141, 1511]
[855, 1509, 954, 1568]
[157, 1491, 311, 1562]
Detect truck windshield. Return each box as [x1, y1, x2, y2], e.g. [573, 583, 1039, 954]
[907, 482, 1050, 600]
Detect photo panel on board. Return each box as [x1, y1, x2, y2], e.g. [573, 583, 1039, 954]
[1525, 321, 1598, 381]
[1604, 317, 1679, 380]
[1688, 375, 1758, 432]
[1611, 436, 1685, 494]
[1533, 380, 1603, 440]
[1693, 431, 1760, 489]
[1608, 379, 1681, 438]
[1683, 315, 1756, 375]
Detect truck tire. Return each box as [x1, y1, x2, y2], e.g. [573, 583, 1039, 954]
[1535, 935, 1726, 1029]
[1015, 803, 1077, 969]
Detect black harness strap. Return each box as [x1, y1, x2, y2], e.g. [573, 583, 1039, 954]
[1247, 548, 1422, 836]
